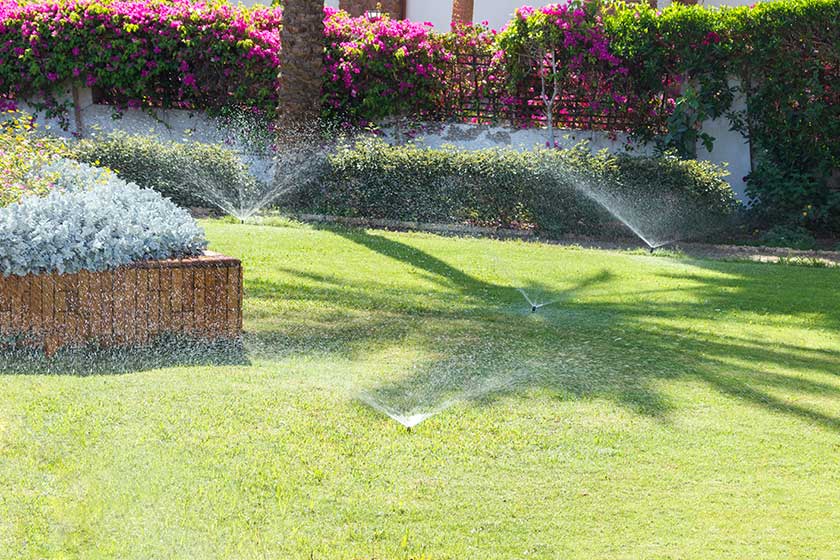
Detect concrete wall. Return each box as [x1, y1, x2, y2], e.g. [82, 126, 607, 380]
[21, 86, 221, 144]
[696, 78, 751, 194]
[379, 123, 654, 155]
[20, 85, 277, 183]
[473, 0, 527, 31]
[406, 0, 451, 29]
[21, 84, 751, 199]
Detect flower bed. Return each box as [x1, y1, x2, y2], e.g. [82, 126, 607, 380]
[0, 252, 242, 356]
[0, 153, 242, 355]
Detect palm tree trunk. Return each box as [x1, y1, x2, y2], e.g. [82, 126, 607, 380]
[277, 0, 325, 123]
[451, 0, 474, 25]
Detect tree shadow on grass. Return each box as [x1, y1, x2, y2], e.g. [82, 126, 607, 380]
[243, 231, 840, 431]
[354, 299, 840, 431]
[323, 226, 508, 295]
[243, 268, 677, 419]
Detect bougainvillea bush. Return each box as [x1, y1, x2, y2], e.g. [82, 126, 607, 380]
[495, 1, 646, 132]
[0, 112, 68, 207]
[0, 0, 282, 113]
[0, 159, 207, 276]
[322, 7, 451, 123]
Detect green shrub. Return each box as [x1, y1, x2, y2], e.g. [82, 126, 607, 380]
[746, 158, 840, 235]
[759, 225, 818, 251]
[0, 159, 207, 277]
[289, 139, 738, 240]
[0, 112, 68, 207]
[71, 133, 259, 209]
[298, 140, 594, 231]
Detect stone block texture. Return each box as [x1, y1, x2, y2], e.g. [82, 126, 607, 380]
[339, 0, 404, 18]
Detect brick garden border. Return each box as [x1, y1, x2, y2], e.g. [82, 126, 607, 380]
[0, 252, 242, 356]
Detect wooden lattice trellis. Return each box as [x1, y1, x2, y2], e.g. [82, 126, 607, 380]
[0, 252, 243, 356]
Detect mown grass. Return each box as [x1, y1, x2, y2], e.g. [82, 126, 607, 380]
[2, 220, 839, 559]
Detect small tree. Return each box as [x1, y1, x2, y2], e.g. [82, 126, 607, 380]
[537, 49, 562, 148]
[519, 46, 562, 148]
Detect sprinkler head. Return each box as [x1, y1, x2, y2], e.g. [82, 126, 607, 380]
[649, 246, 656, 254]
[531, 305, 538, 313]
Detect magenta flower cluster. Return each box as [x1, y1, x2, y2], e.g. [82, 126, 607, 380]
[496, 1, 648, 130]
[322, 7, 453, 122]
[0, 0, 689, 132]
[0, 0, 283, 113]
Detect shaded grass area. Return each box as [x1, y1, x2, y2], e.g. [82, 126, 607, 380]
[1, 220, 839, 559]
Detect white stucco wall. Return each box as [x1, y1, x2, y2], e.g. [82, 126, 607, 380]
[406, 0, 452, 29]
[406, 0, 547, 31]
[473, 0, 529, 31]
[696, 78, 751, 196]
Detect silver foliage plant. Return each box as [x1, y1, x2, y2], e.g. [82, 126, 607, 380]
[0, 159, 208, 277]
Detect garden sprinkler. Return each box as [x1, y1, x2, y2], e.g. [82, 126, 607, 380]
[531, 305, 538, 313]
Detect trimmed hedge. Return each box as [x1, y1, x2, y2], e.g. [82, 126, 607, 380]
[71, 133, 260, 209]
[289, 140, 739, 240]
[69, 132, 737, 241]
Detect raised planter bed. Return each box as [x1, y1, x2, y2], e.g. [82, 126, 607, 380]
[0, 252, 242, 356]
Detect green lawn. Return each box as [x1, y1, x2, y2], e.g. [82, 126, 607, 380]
[2, 220, 840, 559]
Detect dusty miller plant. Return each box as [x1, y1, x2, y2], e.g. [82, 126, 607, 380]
[0, 159, 207, 276]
